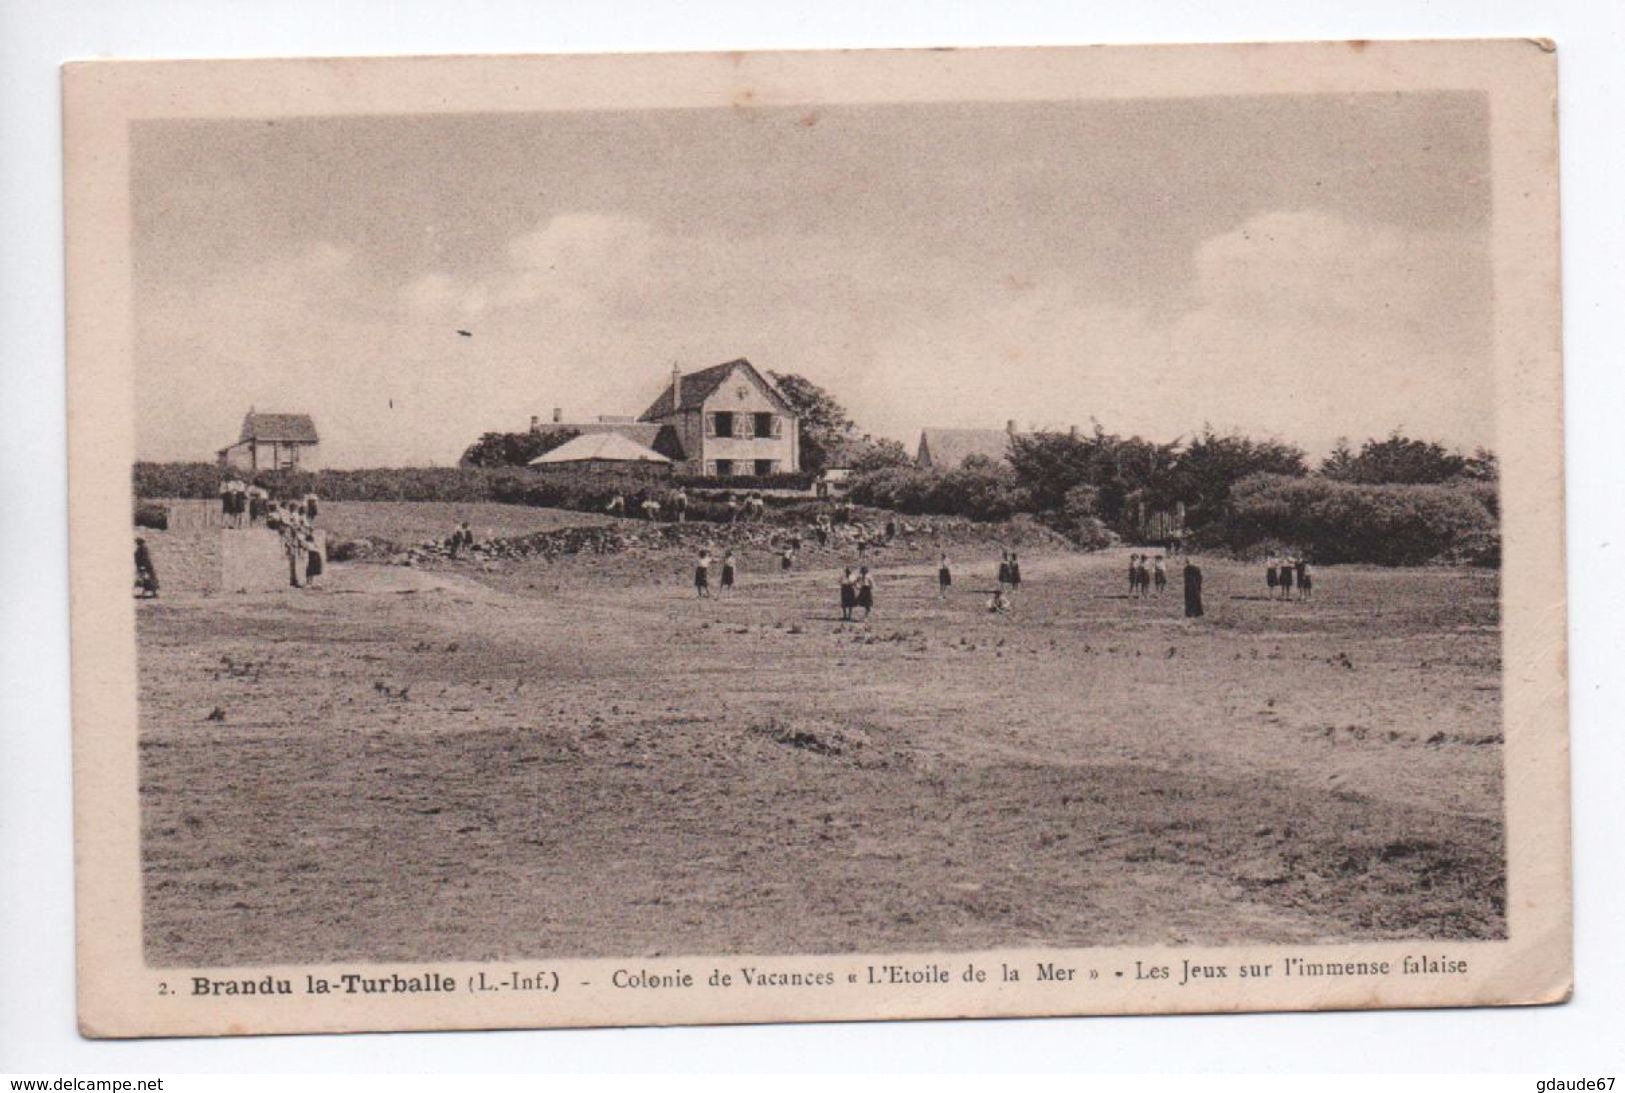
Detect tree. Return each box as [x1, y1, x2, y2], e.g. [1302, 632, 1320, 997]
[460, 428, 579, 468]
[1320, 437, 1358, 481]
[1343, 431, 1467, 485]
[1006, 429, 1106, 512]
[1176, 428, 1308, 529]
[767, 371, 858, 474]
[848, 436, 912, 473]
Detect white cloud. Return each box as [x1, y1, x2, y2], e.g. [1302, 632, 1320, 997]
[136, 209, 1493, 467]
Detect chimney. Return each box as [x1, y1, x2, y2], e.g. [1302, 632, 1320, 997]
[1069, 424, 1080, 440]
[552, 407, 563, 424]
[1006, 419, 1018, 437]
[529, 415, 540, 433]
[670, 362, 682, 415]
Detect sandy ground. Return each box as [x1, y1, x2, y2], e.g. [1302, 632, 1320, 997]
[137, 529, 1504, 966]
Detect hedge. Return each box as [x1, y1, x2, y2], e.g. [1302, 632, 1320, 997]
[1214, 474, 1499, 565]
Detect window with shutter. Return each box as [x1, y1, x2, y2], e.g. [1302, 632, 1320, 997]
[770, 415, 784, 438]
[705, 413, 718, 438]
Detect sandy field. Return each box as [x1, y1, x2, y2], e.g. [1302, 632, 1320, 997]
[135, 506, 1504, 966]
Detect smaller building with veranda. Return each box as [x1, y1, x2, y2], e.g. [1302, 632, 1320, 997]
[217, 412, 321, 472]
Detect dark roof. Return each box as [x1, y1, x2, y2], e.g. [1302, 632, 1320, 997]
[916, 428, 1014, 469]
[638, 358, 790, 421]
[239, 412, 319, 444]
[556, 421, 685, 461]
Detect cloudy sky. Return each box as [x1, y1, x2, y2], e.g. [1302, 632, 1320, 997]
[132, 92, 1492, 466]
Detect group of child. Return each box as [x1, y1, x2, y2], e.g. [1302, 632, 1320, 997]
[1265, 554, 1313, 600]
[1126, 553, 1169, 597]
[266, 497, 322, 588]
[219, 478, 319, 531]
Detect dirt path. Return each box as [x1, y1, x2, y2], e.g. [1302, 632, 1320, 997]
[137, 550, 1504, 965]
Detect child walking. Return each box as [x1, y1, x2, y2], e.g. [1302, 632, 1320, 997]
[855, 566, 875, 620]
[694, 551, 711, 598]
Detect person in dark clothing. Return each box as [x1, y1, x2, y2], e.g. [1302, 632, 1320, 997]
[1183, 558, 1205, 618]
[1278, 556, 1295, 600]
[838, 566, 857, 621]
[1008, 552, 1022, 592]
[938, 554, 952, 597]
[855, 566, 875, 619]
[134, 538, 159, 598]
[1135, 555, 1151, 598]
[1296, 557, 1313, 601]
[1128, 553, 1140, 595]
[721, 551, 736, 591]
[303, 532, 323, 585]
[997, 551, 1012, 591]
[694, 551, 711, 598]
[1153, 554, 1168, 594]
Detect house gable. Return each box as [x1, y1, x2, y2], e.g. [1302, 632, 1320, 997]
[638, 358, 792, 421]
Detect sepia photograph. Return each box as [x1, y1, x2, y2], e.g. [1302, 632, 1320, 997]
[62, 40, 1568, 1037]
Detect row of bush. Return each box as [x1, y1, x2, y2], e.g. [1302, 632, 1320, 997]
[134, 462, 813, 503]
[133, 462, 817, 527]
[134, 462, 503, 503]
[1212, 474, 1500, 566]
[846, 462, 1031, 522]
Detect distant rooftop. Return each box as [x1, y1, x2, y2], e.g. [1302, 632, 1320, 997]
[238, 412, 318, 444]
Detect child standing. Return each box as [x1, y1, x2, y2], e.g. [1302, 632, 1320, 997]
[839, 567, 857, 621]
[856, 566, 875, 620]
[721, 550, 736, 592]
[1153, 554, 1167, 594]
[938, 554, 952, 597]
[1008, 551, 1022, 592]
[694, 551, 711, 598]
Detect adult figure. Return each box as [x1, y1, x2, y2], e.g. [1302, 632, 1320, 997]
[1183, 558, 1205, 618]
[303, 531, 323, 586]
[134, 538, 159, 598]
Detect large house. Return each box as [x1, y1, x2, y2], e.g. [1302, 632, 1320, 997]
[533, 358, 800, 477]
[217, 411, 320, 472]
